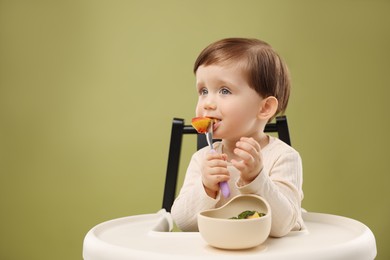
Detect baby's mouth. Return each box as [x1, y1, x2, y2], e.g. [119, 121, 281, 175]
[211, 119, 221, 132]
[204, 116, 221, 131]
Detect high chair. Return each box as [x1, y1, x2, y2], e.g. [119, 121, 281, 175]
[83, 115, 377, 260]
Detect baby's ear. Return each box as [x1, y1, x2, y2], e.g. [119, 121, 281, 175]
[258, 96, 278, 120]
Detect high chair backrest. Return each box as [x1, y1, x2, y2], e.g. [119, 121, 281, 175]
[162, 115, 291, 212]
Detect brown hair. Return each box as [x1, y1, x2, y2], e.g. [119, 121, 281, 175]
[193, 38, 291, 117]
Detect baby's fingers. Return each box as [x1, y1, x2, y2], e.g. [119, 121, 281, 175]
[207, 166, 230, 176]
[231, 159, 246, 171]
[203, 168, 230, 190]
[206, 152, 227, 161]
[236, 137, 260, 154]
[233, 147, 255, 163]
[205, 157, 228, 168]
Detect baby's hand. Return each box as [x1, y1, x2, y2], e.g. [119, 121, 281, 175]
[231, 137, 263, 186]
[202, 152, 229, 198]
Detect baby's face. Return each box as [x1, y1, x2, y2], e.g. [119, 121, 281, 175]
[195, 64, 264, 141]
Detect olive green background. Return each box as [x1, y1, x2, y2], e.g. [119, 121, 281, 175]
[1, 0, 389, 259]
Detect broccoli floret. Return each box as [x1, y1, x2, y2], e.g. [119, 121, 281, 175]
[238, 210, 257, 219]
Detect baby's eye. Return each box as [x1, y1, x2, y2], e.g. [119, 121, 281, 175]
[199, 88, 208, 96]
[219, 88, 232, 95]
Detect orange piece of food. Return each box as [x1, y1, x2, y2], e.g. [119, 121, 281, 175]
[191, 117, 212, 133]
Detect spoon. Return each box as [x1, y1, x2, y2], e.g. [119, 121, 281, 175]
[206, 123, 230, 198]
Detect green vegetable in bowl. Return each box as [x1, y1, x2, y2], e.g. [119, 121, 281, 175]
[230, 210, 266, 219]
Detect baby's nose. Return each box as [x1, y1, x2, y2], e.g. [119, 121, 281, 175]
[204, 99, 216, 110]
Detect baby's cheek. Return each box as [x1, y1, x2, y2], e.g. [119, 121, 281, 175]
[230, 112, 251, 128]
[195, 104, 202, 117]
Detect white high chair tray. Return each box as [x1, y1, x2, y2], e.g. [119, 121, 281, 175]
[83, 209, 376, 260]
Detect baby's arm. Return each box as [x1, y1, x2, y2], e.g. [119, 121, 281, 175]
[238, 148, 303, 237]
[171, 149, 222, 231]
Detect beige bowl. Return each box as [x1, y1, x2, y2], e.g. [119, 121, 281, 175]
[198, 194, 271, 249]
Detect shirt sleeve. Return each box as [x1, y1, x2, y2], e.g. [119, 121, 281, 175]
[236, 147, 304, 237]
[171, 148, 220, 231]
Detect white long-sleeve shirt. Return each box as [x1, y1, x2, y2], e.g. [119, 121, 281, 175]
[171, 136, 305, 237]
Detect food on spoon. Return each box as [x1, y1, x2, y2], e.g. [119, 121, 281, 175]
[191, 117, 213, 133]
[229, 210, 266, 220]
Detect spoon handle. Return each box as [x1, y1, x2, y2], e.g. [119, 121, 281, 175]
[219, 181, 230, 198]
[209, 148, 230, 198]
[206, 124, 230, 198]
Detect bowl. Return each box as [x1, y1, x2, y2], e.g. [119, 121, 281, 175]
[197, 194, 271, 249]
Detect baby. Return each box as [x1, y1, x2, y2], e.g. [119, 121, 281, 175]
[171, 38, 304, 237]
